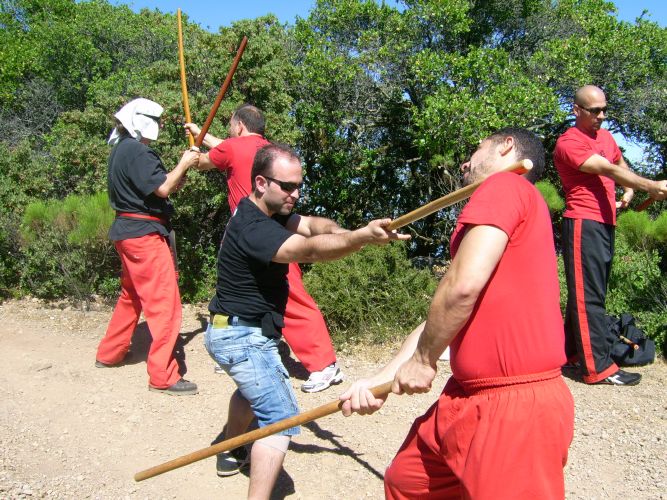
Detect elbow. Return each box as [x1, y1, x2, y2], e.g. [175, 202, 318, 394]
[448, 283, 483, 308]
[153, 186, 170, 198]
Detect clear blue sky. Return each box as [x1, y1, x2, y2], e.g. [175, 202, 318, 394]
[112, 0, 664, 30]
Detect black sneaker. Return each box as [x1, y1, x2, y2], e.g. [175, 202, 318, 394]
[216, 446, 250, 477]
[149, 378, 198, 396]
[595, 369, 641, 386]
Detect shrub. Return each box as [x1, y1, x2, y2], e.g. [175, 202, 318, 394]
[607, 233, 665, 354]
[19, 193, 117, 302]
[303, 242, 438, 345]
[536, 180, 564, 213]
[0, 215, 21, 298]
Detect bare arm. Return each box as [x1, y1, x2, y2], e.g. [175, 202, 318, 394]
[340, 224, 508, 415]
[286, 214, 349, 237]
[580, 154, 666, 199]
[184, 123, 223, 149]
[273, 218, 409, 264]
[153, 149, 199, 198]
[194, 152, 218, 172]
[615, 157, 634, 208]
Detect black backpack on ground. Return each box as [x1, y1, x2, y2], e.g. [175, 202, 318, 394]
[606, 313, 656, 367]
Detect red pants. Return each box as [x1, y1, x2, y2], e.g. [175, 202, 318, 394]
[384, 370, 574, 500]
[96, 234, 183, 389]
[282, 263, 336, 372]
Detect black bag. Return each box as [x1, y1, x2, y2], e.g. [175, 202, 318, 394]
[607, 313, 656, 366]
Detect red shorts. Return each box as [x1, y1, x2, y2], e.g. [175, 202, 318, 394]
[385, 370, 574, 500]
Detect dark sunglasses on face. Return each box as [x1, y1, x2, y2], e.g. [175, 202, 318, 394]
[264, 176, 303, 193]
[578, 105, 608, 115]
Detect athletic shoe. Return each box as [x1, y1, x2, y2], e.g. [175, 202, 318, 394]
[214, 363, 226, 374]
[216, 446, 250, 477]
[149, 378, 199, 396]
[301, 363, 344, 393]
[595, 369, 641, 386]
[95, 360, 115, 368]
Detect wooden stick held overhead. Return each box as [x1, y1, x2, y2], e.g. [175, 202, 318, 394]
[194, 36, 248, 148]
[177, 8, 194, 148]
[134, 381, 393, 482]
[387, 159, 533, 231]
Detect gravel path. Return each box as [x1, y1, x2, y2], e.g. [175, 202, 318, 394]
[0, 298, 665, 499]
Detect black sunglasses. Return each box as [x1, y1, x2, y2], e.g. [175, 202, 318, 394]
[264, 176, 303, 193]
[578, 105, 608, 115]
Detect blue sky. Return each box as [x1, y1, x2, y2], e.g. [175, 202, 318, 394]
[112, 0, 665, 162]
[112, 1, 665, 30]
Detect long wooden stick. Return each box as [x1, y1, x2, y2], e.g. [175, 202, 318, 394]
[194, 36, 248, 148]
[635, 198, 653, 212]
[134, 381, 393, 482]
[177, 9, 194, 148]
[387, 159, 533, 231]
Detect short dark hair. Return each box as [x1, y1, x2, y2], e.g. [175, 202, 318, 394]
[251, 143, 300, 190]
[233, 104, 265, 135]
[487, 127, 545, 183]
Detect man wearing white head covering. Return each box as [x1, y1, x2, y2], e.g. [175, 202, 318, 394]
[96, 98, 201, 396]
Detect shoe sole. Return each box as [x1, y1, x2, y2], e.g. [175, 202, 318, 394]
[148, 386, 199, 396]
[301, 372, 345, 393]
[216, 463, 249, 477]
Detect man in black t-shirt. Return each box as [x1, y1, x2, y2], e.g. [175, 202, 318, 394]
[205, 143, 409, 497]
[96, 98, 200, 396]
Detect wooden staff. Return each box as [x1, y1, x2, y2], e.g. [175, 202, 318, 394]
[618, 335, 640, 350]
[177, 8, 194, 147]
[635, 198, 654, 212]
[387, 159, 533, 231]
[194, 36, 248, 148]
[134, 381, 393, 482]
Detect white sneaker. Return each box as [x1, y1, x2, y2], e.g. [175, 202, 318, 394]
[301, 363, 344, 393]
[214, 363, 226, 374]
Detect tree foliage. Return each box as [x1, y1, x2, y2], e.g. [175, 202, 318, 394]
[0, 0, 665, 347]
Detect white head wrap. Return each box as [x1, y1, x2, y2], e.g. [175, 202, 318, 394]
[108, 98, 164, 145]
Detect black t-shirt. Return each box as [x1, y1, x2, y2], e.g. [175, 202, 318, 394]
[209, 197, 293, 336]
[107, 135, 173, 241]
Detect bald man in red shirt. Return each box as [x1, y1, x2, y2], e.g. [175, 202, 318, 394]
[554, 85, 667, 386]
[341, 128, 574, 500]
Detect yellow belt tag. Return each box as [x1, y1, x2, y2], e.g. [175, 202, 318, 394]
[212, 315, 230, 329]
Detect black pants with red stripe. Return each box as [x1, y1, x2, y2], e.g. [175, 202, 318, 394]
[562, 217, 618, 383]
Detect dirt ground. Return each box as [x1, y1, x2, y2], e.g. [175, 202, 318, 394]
[0, 298, 665, 499]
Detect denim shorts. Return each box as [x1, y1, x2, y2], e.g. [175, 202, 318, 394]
[204, 323, 300, 436]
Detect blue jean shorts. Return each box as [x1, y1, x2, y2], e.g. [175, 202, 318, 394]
[204, 323, 300, 436]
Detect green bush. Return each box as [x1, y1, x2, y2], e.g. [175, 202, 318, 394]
[303, 242, 438, 345]
[19, 193, 118, 301]
[0, 215, 21, 298]
[607, 234, 666, 354]
[536, 180, 565, 213]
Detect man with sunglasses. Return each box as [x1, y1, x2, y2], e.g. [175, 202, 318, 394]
[204, 143, 409, 497]
[554, 85, 667, 386]
[185, 105, 346, 393]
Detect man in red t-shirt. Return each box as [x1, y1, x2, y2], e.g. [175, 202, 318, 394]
[340, 128, 575, 499]
[553, 85, 667, 386]
[185, 105, 344, 392]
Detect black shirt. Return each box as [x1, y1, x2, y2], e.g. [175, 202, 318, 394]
[209, 197, 293, 337]
[107, 135, 173, 241]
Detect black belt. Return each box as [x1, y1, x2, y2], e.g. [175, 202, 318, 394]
[210, 314, 262, 329]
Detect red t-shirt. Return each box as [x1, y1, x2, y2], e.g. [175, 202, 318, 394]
[553, 126, 621, 225]
[208, 135, 270, 211]
[449, 172, 566, 381]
